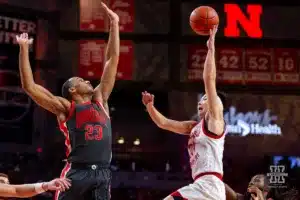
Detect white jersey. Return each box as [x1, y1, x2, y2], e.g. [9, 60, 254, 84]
[187, 119, 225, 180]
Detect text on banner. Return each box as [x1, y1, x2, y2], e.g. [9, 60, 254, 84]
[187, 45, 207, 81]
[110, 0, 134, 32]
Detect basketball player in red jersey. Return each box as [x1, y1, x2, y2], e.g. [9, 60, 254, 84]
[142, 26, 227, 200]
[16, 2, 119, 200]
[0, 175, 70, 198]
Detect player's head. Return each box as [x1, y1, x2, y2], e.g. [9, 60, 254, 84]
[0, 173, 9, 184]
[247, 174, 270, 199]
[197, 91, 226, 118]
[62, 77, 94, 100]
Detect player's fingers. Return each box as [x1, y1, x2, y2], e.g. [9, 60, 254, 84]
[61, 180, 71, 189]
[56, 180, 67, 191]
[247, 186, 257, 193]
[100, 2, 109, 10]
[65, 178, 72, 186]
[28, 38, 34, 44]
[250, 194, 256, 199]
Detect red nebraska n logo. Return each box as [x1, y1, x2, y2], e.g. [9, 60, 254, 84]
[224, 4, 263, 38]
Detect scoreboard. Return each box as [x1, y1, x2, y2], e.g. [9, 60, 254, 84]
[186, 46, 299, 84]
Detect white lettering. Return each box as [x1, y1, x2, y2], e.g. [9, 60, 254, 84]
[0, 16, 36, 34]
[192, 103, 282, 136]
[223, 106, 281, 136]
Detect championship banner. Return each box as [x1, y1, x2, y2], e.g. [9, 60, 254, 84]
[110, 0, 134, 32]
[273, 48, 299, 85]
[0, 15, 37, 144]
[216, 47, 244, 84]
[79, 0, 108, 31]
[118, 40, 134, 80]
[244, 48, 272, 84]
[186, 45, 207, 81]
[79, 40, 106, 79]
[79, 40, 134, 80]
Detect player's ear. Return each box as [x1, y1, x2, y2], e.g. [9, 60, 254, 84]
[69, 87, 76, 94]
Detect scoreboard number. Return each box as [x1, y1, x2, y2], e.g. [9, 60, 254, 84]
[278, 57, 294, 71]
[190, 52, 206, 69]
[248, 56, 269, 71]
[219, 55, 239, 69]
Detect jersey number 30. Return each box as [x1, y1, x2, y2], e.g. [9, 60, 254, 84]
[84, 124, 103, 141]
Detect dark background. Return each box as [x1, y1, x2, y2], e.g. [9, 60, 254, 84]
[0, 0, 300, 199]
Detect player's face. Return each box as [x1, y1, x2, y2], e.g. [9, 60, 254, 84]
[248, 175, 265, 189]
[70, 77, 94, 95]
[248, 175, 268, 198]
[198, 94, 208, 117]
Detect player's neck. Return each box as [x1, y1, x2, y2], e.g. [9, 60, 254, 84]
[72, 94, 92, 104]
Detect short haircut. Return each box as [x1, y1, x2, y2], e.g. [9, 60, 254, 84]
[0, 173, 8, 179]
[61, 79, 73, 100]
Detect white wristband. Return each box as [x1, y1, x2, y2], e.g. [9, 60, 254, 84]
[34, 183, 46, 194]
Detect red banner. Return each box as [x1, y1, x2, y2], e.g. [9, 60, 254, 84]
[273, 48, 299, 85]
[118, 40, 134, 80]
[79, 40, 134, 80]
[79, 40, 106, 79]
[216, 47, 244, 84]
[187, 45, 207, 81]
[244, 48, 272, 84]
[80, 0, 108, 31]
[110, 0, 134, 32]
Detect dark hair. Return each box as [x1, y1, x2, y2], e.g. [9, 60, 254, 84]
[0, 173, 8, 179]
[61, 79, 73, 100]
[217, 90, 227, 108]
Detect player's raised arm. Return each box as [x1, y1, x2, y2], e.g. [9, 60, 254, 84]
[94, 2, 120, 114]
[142, 91, 197, 135]
[203, 26, 224, 135]
[17, 33, 69, 116]
[0, 178, 71, 198]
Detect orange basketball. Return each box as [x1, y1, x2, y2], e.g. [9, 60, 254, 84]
[189, 6, 219, 36]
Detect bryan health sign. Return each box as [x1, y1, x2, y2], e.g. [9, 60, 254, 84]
[224, 106, 282, 136]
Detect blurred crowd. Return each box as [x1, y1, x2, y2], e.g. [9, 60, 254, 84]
[0, 151, 300, 200]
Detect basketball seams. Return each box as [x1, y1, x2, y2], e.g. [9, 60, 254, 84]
[189, 6, 219, 35]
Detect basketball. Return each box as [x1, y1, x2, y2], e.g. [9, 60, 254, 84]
[189, 6, 219, 36]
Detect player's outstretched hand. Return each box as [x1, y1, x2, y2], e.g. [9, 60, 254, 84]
[247, 186, 264, 200]
[142, 91, 154, 106]
[100, 2, 119, 23]
[43, 178, 71, 192]
[206, 25, 218, 51]
[16, 33, 33, 48]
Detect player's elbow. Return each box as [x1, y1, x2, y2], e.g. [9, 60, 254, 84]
[157, 119, 172, 131]
[21, 83, 35, 93]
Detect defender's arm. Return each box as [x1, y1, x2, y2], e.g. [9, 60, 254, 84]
[17, 33, 69, 115]
[94, 3, 120, 114]
[225, 183, 244, 200]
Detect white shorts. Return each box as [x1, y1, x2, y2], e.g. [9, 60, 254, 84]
[170, 175, 225, 200]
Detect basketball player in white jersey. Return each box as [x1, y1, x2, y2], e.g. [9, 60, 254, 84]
[142, 26, 226, 200]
